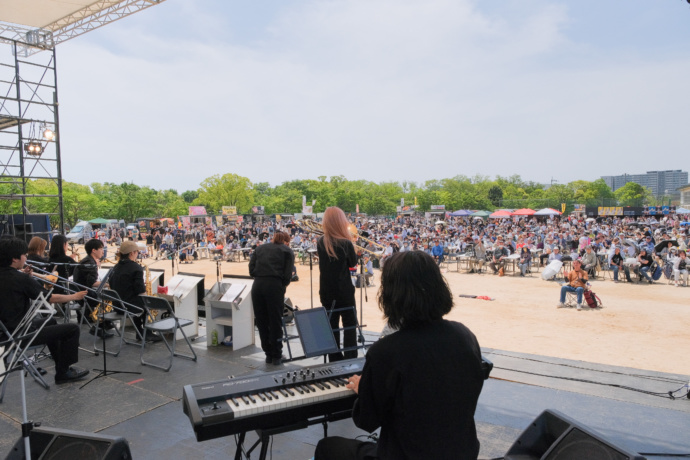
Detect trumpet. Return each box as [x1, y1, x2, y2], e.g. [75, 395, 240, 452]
[296, 219, 384, 258]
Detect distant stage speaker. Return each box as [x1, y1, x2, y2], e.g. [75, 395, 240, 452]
[504, 409, 645, 460]
[7, 426, 132, 460]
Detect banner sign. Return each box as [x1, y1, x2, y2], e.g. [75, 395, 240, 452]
[222, 206, 237, 215]
[188, 206, 206, 216]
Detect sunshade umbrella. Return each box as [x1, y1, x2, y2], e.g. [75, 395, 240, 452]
[655, 239, 679, 253]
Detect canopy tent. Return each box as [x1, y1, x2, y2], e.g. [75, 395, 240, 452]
[450, 209, 472, 216]
[1, 1, 169, 52]
[470, 210, 491, 218]
[88, 218, 110, 224]
[511, 208, 536, 216]
[675, 207, 690, 214]
[534, 208, 562, 216]
[489, 210, 512, 218]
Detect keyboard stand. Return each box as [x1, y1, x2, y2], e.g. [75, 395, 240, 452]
[235, 409, 353, 460]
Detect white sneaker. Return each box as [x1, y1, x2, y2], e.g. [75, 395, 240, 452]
[557, 302, 566, 308]
[576, 303, 583, 311]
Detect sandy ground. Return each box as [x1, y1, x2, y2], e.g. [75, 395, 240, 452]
[94, 247, 688, 376]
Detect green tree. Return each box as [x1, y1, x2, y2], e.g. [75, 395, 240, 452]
[181, 190, 198, 203]
[487, 185, 503, 207]
[614, 182, 651, 207]
[196, 173, 254, 214]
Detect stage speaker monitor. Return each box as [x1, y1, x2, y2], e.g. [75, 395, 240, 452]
[503, 409, 645, 460]
[7, 426, 132, 460]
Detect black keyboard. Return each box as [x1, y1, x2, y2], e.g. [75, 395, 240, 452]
[182, 358, 364, 441]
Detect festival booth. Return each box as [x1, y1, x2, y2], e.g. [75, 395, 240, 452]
[534, 208, 562, 217]
[511, 209, 536, 216]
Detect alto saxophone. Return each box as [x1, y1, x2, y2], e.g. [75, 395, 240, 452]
[145, 264, 159, 323]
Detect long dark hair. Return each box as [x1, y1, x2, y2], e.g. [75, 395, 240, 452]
[378, 251, 453, 330]
[49, 235, 68, 259]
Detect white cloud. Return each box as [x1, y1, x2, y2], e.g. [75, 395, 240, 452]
[55, 0, 690, 192]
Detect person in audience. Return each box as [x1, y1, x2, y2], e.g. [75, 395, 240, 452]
[558, 259, 588, 310]
[610, 247, 632, 283]
[636, 248, 654, 284]
[489, 241, 508, 275]
[580, 246, 598, 277]
[672, 250, 688, 287]
[517, 246, 532, 277]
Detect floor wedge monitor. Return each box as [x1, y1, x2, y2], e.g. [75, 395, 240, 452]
[504, 409, 646, 460]
[7, 426, 132, 460]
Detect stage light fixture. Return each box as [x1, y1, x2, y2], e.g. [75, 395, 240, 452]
[24, 140, 44, 156]
[43, 128, 55, 140]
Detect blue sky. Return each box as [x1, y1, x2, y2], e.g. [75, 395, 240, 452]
[53, 0, 690, 192]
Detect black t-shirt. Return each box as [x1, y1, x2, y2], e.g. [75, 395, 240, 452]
[0, 267, 49, 331]
[354, 320, 484, 459]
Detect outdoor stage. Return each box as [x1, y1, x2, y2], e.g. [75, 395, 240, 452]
[0, 322, 687, 459]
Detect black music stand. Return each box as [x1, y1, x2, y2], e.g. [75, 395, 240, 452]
[80, 268, 141, 389]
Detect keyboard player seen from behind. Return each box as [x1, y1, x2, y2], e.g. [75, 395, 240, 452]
[315, 250, 485, 460]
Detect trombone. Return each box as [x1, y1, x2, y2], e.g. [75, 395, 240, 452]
[295, 219, 384, 258]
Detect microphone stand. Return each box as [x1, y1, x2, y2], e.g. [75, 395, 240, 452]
[356, 255, 372, 350]
[308, 249, 316, 308]
[80, 267, 142, 389]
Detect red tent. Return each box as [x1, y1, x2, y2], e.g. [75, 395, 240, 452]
[489, 210, 512, 218]
[512, 208, 536, 216]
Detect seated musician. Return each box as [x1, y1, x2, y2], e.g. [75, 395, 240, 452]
[73, 238, 113, 337]
[557, 259, 588, 310]
[0, 237, 89, 384]
[109, 242, 161, 342]
[314, 251, 485, 460]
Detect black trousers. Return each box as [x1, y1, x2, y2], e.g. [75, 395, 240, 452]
[315, 436, 378, 460]
[251, 277, 285, 359]
[326, 302, 357, 362]
[25, 317, 80, 374]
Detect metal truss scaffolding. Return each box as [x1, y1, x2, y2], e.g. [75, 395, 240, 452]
[0, 37, 63, 241]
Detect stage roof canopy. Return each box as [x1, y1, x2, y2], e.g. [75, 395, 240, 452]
[1, 0, 167, 52]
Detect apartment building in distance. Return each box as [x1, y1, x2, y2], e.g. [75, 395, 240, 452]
[601, 170, 688, 199]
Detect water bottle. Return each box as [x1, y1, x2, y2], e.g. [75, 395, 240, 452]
[211, 329, 218, 346]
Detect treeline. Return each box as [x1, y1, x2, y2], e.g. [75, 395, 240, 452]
[0, 174, 654, 227]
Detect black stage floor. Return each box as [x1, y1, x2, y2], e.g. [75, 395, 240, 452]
[0, 321, 688, 459]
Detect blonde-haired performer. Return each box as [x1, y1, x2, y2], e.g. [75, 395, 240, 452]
[317, 207, 358, 361]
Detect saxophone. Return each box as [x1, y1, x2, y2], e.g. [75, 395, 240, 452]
[145, 264, 159, 323]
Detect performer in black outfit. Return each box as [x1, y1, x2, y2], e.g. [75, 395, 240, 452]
[0, 237, 89, 384]
[48, 234, 78, 295]
[109, 241, 147, 338]
[317, 207, 358, 362]
[73, 239, 112, 336]
[315, 251, 485, 460]
[249, 232, 294, 365]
